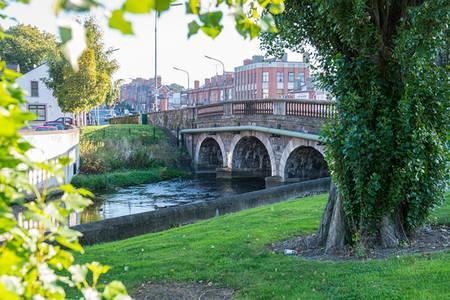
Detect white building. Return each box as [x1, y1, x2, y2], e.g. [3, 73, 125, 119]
[16, 64, 67, 125]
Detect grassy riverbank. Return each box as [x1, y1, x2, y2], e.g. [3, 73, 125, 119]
[73, 124, 190, 192]
[77, 193, 450, 299]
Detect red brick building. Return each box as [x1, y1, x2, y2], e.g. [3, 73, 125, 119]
[120, 77, 162, 112]
[188, 73, 234, 106]
[234, 54, 312, 100]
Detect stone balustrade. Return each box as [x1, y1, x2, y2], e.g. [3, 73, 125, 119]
[143, 99, 336, 134]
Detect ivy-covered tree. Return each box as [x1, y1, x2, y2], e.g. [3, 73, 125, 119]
[0, 24, 58, 73]
[46, 18, 118, 114]
[261, 1, 449, 251]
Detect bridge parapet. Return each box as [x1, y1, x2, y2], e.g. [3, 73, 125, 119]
[146, 99, 335, 134]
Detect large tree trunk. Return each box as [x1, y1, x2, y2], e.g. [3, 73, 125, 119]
[317, 183, 346, 253]
[379, 212, 408, 248]
[317, 184, 409, 252]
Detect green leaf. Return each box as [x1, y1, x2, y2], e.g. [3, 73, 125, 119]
[103, 281, 130, 299]
[269, 2, 285, 14]
[199, 11, 223, 26]
[200, 25, 223, 38]
[186, 0, 200, 14]
[199, 11, 223, 38]
[187, 21, 200, 38]
[123, 0, 153, 13]
[154, 0, 172, 12]
[109, 10, 133, 35]
[58, 26, 72, 44]
[55, 235, 84, 253]
[87, 262, 110, 286]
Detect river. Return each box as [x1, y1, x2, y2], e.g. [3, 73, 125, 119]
[77, 176, 266, 224]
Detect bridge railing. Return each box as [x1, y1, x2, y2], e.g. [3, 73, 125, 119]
[196, 99, 336, 119]
[232, 101, 274, 115]
[285, 100, 335, 118]
[108, 99, 337, 130]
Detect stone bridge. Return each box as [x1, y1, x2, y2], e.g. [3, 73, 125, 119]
[146, 99, 335, 187]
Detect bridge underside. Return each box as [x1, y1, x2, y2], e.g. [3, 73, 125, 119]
[184, 126, 329, 188]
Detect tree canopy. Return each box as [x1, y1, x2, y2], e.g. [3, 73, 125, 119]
[0, 24, 57, 73]
[46, 19, 118, 113]
[261, 0, 449, 250]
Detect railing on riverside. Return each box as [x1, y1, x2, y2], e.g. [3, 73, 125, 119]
[111, 99, 336, 126]
[195, 99, 335, 118]
[286, 100, 335, 118]
[232, 101, 274, 115]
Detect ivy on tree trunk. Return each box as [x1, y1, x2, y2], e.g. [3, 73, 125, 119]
[261, 0, 449, 249]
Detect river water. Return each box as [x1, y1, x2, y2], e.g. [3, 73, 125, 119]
[77, 176, 265, 224]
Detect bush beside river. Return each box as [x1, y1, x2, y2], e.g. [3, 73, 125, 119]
[72, 125, 191, 193]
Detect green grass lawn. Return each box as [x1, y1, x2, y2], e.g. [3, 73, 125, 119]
[79, 193, 450, 299]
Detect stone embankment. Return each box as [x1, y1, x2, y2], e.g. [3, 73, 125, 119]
[74, 177, 331, 244]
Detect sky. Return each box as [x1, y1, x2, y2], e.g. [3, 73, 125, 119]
[2, 0, 302, 88]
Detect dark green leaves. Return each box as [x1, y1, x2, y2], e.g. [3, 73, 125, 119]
[188, 20, 200, 38]
[199, 11, 223, 38]
[58, 26, 72, 44]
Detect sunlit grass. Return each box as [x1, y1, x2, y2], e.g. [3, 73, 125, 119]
[78, 193, 450, 299]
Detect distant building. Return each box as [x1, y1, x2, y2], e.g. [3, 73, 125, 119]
[287, 77, 329, 100]
[188, 73, 234, 106]
[120, 77, 162, 112]
[168, 92, 182, 110]
[16, 64, 68, 125]
[234, 54, 311, 100]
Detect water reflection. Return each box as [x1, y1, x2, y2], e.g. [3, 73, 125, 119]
[79, 176, 265, 224]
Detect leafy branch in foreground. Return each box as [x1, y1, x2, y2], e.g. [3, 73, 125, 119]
[0, 42, 129, 300]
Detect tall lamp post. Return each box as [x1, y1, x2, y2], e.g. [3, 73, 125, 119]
[173, 66, 190, 106]
[204, 55, 227, 102]
[153, 3, 183, 112]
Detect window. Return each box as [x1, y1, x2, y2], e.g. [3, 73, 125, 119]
[31, 81, 39, 97]
[263, 89, 269, 99]
[288, 72, 294, 82]
[276, 72, 284, 82]
[297, 72, 305, 84]
[262, 72, 269, 82]
[28, 104, 46, 121]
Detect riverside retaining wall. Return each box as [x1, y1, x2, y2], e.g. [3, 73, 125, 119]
[74, 177, 331, 245]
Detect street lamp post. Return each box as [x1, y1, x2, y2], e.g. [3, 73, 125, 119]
[173, 66, 190, 106]
[204, 55, 227, 102]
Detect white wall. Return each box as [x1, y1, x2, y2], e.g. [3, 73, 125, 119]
[16, 64, 68, 125]
[21, 129, 80, 189]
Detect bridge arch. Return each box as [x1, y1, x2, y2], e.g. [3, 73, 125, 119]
[228, 132, 276, 177]
[279, 139, 328, 182]
[195, 134, 226, 170]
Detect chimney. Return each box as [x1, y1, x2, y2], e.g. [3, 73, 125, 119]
[205, 78, 210, 85]
[194, 80, 200, 89]
[282, 53, 288, 62]
[244, 59, 252, 65]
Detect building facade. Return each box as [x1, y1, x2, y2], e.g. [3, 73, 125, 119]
[188, 73, 234, 106]
[16, 64, 68, 125]
[120, 77, 162, 113]
[234, 54, 312, 100]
